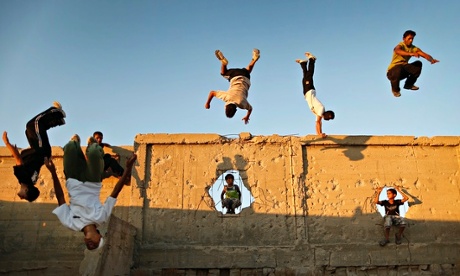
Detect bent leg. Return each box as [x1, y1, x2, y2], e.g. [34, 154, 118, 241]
[232, 199, 242, 209]
[387, 65, 406, 92]
[103, 154, 125, 176]
[403, 61, 422, 88]
[25, 107, 66, 158]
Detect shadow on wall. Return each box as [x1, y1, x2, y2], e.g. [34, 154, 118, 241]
[316, 136, 371, 161]
[208, 170, 255, 215]
[0, 199, 459, 274]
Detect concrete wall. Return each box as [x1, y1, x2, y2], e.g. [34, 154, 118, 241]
[1, 134, 459, 275]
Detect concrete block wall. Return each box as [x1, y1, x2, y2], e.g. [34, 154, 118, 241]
[131, 134, 460, 275]
[1, 134, 460, 275]
[0, 145, 134, 275]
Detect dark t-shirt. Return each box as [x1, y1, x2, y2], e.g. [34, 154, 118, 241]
[222, 68, 250, 81]
[13, 148, 44, 186]
[378, 199, 404, 216]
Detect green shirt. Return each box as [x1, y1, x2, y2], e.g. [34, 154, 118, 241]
[387, 42, 419, 71]
[225, 185, 240, 199]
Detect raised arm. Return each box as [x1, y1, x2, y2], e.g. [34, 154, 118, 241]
[110, 154, 137, 198]
[2, 131, 23, 165]
[374, 187, 383, 204]
[44, 157, 66, 206]
[205, 91, 217, 109]
[395, 186, 409, 203]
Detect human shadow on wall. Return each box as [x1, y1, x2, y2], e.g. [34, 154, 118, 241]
[204, 154, 252, 213]
[311, 136, 371, 161]
[215, 154, 249, 189]
[103, 146, 135, 174]
[402, 188, 423, 207]
[1, 197, 458, 274]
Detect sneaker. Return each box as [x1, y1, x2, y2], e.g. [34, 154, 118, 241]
[379, 239, 390, 246]
[305, 52, 316, 60]
[215, 50, 228, 65]
[53, 101, 62, 109]
[404, 85, 419, 90]
[395, 234, 402, 245]
[252, 48, 260, 61]
[70, 134, 81, 145]
[53, 101, 66, 117]
[392, 90, 401, 97]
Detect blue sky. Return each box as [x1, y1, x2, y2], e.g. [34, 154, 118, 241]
[1, 1, 459, 147]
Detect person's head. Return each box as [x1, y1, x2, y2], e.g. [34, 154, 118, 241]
[17, 184, 40, 202]
[386, 188, 397, 200]
[402, 30, 416, 47]
[93, 131, 103, 144]
[225, 104, 237, 118]
[83, 225, 103, 250]
[225, 174, 234, 185]
[323, 110, 335, 121]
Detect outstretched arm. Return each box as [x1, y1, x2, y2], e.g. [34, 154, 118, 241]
[394, 45, 439, 64]
[416, 49, 439, 64]
[2, 131, 23, 165]
[110, 154, 137, 198]
[205, 91, 217, 109]
[44, 157, 66, 206]
[393, 44, 415, 57]
[242, 108, 252, 124]
[315, 117, 326, 138]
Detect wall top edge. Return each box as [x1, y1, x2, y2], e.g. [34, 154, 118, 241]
[132, 133, 460, 146]
[0, 146, 134, 157]
[1, 134, 458, 157]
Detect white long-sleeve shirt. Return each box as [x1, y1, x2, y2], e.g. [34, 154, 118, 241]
[52, 178, 116, 231]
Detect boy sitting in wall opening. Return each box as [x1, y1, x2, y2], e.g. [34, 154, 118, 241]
[220, 174, 241, 214]
[374, 186, 409, 246]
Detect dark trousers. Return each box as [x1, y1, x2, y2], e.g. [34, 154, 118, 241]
[103, 154, 124, 176]
[25, 107, 66, 158]
[387, 61, 422, 92]
[64, 140, 104, 182]
[300, 59, 316, 93]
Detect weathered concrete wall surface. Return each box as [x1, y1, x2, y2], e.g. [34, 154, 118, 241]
[0, 145, 134, 275]
[1, 134, 460, 275]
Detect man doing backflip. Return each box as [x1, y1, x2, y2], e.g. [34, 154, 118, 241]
[387, 30, 439, 97]
[47, 135, 137, 250]
[2, 102, 66, 202]
[205, 48, 260, 124]
[296, 52, 335, 138]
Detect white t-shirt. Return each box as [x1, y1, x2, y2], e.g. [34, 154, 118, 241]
[304, 89, 325, 118]
[52, 178, 116, 231]
[215, 76, 252, 111]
